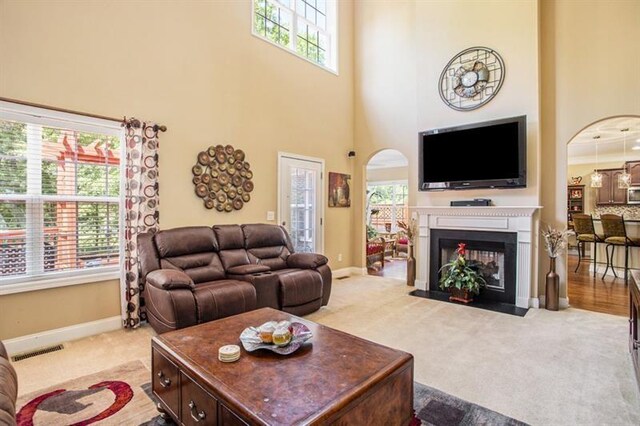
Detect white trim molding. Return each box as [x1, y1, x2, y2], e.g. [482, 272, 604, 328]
[412, 206, 542, 309]
[3, 315, 122, 356]
[332, 267, 366, 279]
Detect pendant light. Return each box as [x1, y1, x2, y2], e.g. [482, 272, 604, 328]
[618, 128, 631, 188]
[591, 135, 603, 188]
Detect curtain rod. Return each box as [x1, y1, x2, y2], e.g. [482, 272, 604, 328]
[0, 96, 167, 132]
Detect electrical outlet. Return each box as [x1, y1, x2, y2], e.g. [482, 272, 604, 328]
[338, 253, 342, 262]
[266, 211, 275, 221]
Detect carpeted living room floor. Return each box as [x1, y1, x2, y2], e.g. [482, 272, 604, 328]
[11, 275, 640, 425]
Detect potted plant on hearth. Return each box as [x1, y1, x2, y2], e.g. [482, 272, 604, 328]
[438, 243, 486, 303]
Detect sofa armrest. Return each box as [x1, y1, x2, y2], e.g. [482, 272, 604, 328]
[146, 270, 194, 290]
[287, 253, 328, 269]
[226, 264, 270, 275]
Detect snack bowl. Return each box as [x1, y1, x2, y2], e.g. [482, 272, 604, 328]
[239, 322, 313, 355]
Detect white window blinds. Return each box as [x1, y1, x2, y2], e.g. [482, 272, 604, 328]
[0, 101, 124, 285]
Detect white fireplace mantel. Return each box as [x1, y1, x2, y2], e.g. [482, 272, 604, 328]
[411, 206, 542, 309]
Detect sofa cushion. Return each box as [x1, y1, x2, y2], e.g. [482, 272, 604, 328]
[0, 357, 17, 419]
[278, 269, 323, 307]
[242, 224, 289, 248]
[155, 226, 218, 257]
[213, 225, 245, 250]
[160, 252, 226, 284]
[218, 249, 251, 271]
[226, 264, 270, 275]
[193, 280, 257, 323]
[243, 224, 292, 270]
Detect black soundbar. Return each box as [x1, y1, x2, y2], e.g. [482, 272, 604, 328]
[450, 199, 492, 207]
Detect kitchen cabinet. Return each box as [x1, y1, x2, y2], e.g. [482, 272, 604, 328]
[567, 185, 585, 225]
[627, 161, 640, 186]
[596, 168, 627, 205]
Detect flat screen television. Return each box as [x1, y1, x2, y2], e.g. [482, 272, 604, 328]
[419, 115, 527, 191]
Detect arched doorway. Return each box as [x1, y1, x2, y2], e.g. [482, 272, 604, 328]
[566, 115, 640, 316]
[365, 149, 409, 280]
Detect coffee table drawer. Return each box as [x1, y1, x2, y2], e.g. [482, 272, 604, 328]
[181, 372, 218, 426]
[220, 404, 248, 426]
[152, 348, 180, 419]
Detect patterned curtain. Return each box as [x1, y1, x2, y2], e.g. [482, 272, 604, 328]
[121, 119, 160, 328]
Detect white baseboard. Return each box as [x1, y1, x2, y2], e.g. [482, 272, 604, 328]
[538, 297, 570, 309]
[3, 315, 122, 356]
[332, 267, 366, 278]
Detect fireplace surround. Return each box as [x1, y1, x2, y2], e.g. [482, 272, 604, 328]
[430, 228, 517, 304]
[413, 206, 541, 309]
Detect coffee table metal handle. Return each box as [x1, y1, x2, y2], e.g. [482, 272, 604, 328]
[157, 371, 171, 388]
[189, 400, 206, 422]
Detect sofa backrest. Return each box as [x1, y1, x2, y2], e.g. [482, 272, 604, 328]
[213, 225, 251, 270]
[137, 224, 299, 282]
[242, 224, 293, 270]
[153, 226, 225, 284]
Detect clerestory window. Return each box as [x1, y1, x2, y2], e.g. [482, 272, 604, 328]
[252, 0, 338, 73]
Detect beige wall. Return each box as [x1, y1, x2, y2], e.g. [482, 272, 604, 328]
[354, 0, 541, 282]
[0, 0, 354, 339]
[366, 166, 408, 183]
[541, 0, 640, 299]
[0, 280, 121, 340]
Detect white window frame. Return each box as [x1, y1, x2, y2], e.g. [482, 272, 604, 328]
[251, 0, 339, 74]
[0, 101, 124, 295]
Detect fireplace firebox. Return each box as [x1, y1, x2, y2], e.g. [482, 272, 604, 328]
[429, 229, 517, 305]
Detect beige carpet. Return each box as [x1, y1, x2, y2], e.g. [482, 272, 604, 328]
[11, 275, 640, 425]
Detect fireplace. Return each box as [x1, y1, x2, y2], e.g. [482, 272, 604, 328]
[429, 229, 518, 305]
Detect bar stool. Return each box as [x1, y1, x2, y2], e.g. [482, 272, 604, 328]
[600, 214, 640, 284]
[571, 213, 604, 277]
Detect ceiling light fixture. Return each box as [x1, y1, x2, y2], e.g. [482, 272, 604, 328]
[591, 135, 603, 188]
[619, 128, 631, 189]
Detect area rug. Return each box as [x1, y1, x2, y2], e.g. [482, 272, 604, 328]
[413, 382, 528, 426]
[15, 361, 157, 425]
[16, 361, 527, 425]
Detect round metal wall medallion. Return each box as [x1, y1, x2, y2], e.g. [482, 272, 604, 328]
[438, 46, 505, 111]
[192, 145, 254, 211]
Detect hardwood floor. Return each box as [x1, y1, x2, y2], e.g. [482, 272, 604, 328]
[367, 257, 407, 280]
[567, 254, 629, 317]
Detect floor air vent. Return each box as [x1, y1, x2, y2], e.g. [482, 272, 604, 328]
[337, 276, 349, 280]
[11, 344, 64, 362]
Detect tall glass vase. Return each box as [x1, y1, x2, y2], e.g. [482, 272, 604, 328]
[545, 257, 559, 311]
[407, 244, 416, 286]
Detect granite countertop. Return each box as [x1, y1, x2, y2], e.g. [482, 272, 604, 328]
[593, 218, 640, 222]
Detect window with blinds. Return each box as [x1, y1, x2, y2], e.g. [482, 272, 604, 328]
[0, 102, 123, 286]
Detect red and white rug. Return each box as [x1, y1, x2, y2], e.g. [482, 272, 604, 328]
[15, 361, 157, 426]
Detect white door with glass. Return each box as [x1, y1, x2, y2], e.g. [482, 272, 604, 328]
[278, 154, 323, 253]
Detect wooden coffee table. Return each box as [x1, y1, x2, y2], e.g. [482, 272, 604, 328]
[151, 307, 414, 425]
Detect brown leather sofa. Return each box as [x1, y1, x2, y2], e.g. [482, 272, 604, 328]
[0, 341, 17, 426]
[139, 224, 331, 333]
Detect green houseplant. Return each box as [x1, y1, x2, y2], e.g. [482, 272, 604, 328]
[438, 243, 486, 303]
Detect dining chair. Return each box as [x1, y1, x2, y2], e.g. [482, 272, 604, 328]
[571, 213, 604, 277]
[600, 214, 640, 284]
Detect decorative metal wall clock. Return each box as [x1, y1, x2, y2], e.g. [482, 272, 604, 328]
[191, 145, 254, 212]
[438, 46, 505, 111]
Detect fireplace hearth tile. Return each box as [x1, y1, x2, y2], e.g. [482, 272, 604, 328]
[409, 289, 529, 317]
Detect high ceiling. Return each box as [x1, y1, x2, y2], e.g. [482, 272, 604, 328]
[568, 116, 640, 165]
[366, 149, 408, 169]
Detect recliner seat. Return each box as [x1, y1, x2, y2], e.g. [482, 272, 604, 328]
[139, 224, 331, 333]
